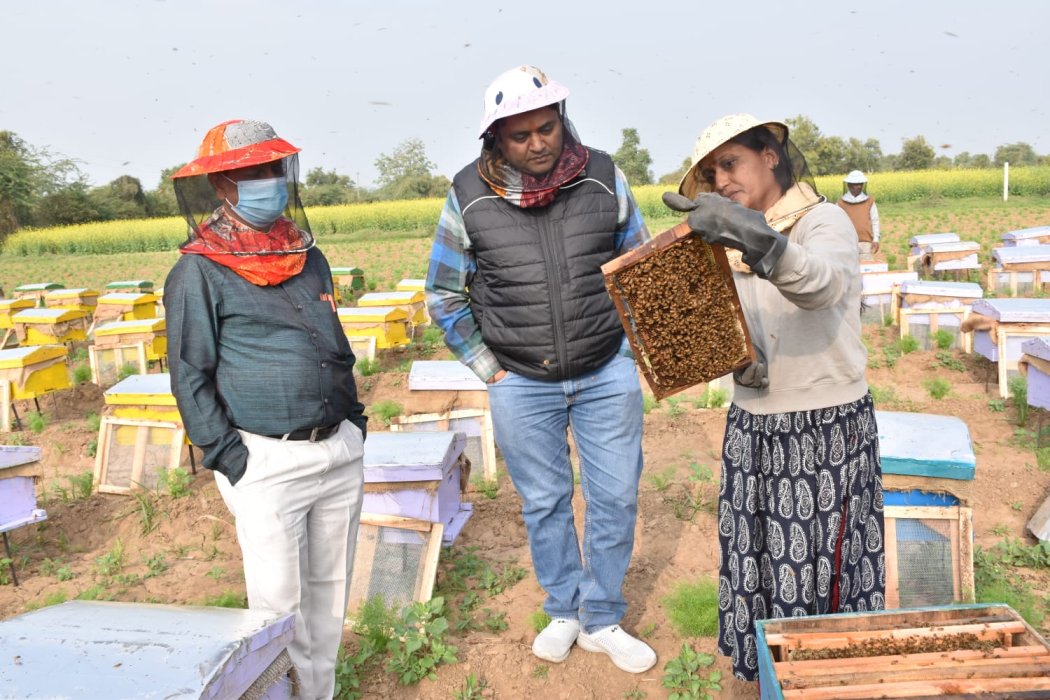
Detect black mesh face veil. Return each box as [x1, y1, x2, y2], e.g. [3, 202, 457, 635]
[173, 153, 314, 255]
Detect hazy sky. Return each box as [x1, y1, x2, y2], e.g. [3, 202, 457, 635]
[3, 1, 1047, 190]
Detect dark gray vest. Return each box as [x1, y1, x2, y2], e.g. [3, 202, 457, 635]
[453, 149, 623, 381]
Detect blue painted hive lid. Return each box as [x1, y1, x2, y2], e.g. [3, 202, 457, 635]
[1023, 337, 1050, 363]
[875, 411, 975, 480]
[364, 431, 466, 483]
[908, 232, 959, 247]
[0, 445, 42, 471]
[0, 600, 294, 699]
[1002, 225, 1050, 242]
[971, 298, 1050, 322]
[994, 245, 1050, 266]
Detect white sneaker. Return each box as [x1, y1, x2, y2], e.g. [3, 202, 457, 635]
[576, 625, 657, 673]
[532, 618, 580, 663]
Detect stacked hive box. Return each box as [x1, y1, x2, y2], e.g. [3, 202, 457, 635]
[0, 298, 35, 347]
[96, 373, 190, 493]
[90, 318, 168, 387]
[337, 306, 410, 349]
[921, 240, 981, 279]
[876, 410, 975, 610]
[1001, 224, 1050, 247]
[395, 278, 426, 293]
[357, 291, 428, 328]
[0, 602, 298, 699]
[895, 279, 982, 351]
[392, 360, 495, 480]
[105, 279, 154, 293]
[11, 307, 89, 345]
[0, 346, 71, 432]
[988, 244, 1050, 295]
[43, 288, 100, 315]
[12, 282, 64, 307]
[967, 298, 1050, 398]
[755, 604, 1050, 698]
[93, 292, 158, 326]
[348, 432, 471, 615]
[907, 232, 959, 271]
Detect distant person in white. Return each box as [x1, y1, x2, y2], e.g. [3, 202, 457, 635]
[837, 170, 880, 261]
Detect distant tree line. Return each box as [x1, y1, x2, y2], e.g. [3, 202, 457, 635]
[604, 116, 1050, 187]
[0, 132, 448, 240]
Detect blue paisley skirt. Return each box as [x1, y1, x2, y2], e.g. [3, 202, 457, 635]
[717, 393, 885, 681]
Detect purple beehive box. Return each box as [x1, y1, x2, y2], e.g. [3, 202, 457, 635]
[362, 432, 472, 544]
[0, 446, 46, 532]
[1023, 337, 1050, 411]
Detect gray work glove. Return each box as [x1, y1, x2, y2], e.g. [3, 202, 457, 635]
[734, 361, 768, 389]
[662, 191, 788, 279]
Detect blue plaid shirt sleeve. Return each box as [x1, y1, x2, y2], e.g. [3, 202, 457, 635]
[425, 190, 503, 382]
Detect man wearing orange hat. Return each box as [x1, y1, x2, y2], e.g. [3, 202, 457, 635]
[165, 119, 367, 700]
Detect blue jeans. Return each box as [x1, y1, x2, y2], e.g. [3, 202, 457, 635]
[487, 353, 644, 632]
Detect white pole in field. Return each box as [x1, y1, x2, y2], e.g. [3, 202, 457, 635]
[1004, 161, 1009, 202]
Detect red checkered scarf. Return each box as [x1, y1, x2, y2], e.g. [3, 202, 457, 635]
[477, 131, 589, 209]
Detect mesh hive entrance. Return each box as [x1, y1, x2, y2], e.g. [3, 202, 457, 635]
[601, 223, 753, 399]
[347, 517, 444, 615]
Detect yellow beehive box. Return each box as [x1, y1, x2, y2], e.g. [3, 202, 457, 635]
[338, 306, 410, 349]
[94, 292, 158, 325]
[395, 279, 426, 293]
[0, 299, 35, 330]
[103, 373, 180, 422]
[12, 282, 64, 306]
[154, 287, 165, 317]
[11, 308, 89, 345]
[357, 291, 428, 326]
[44, 288, 100, 314]
[0, 345, 71, 431]
[331, 266, 364, 290]
[94, 318, 167, 362]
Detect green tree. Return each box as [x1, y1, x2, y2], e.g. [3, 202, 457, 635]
[375, 138, 438, 194]
[301, 167, 357, 207]
[0, 131, 82, 236]
[783, 115, 823, 159]
[994, 142, 1039, 167]
[658, 156, 692, 186]
[953, 151, 993, 168]
[896, 136, 935, 171]
[34, 183, 102, 227]
[144, 164, 184, 217]
[89, 175, 150, 220]
[613, 128, 653, 185]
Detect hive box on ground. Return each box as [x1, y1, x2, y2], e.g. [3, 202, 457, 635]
[11, 307, 89, 345]
[989, 244, 1050, 295]
[896, 279, 982, 351]
[12, 282, 64, 306]
[357, 290, 428, 327]
[968, 298, 1050, 398]
[0, 298, 35, 347]
[0, 345, 71, 432]
[337, 306, 410, 349]
[0, 446, 47, 534]
[1002, 225, 1050, 247]
[921, 240, 981, 277]
[407, 360, 488, 411]
[907, 232, 959, 270]
[755, 603, 1050, 699]
[93, 292, 159, 326]
[860, 270, 918, 325]
[1022, 337, 1050, 411]
[43, 287, 100, 314]
[0, 601, 297, 699]
[362, 431, 472, 544]
[876, 410, 976, 609]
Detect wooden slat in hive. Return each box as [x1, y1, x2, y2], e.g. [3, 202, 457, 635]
[601, 223, 754, 399]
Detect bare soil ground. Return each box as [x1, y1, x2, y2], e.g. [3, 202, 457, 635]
[2, 324, 1049, 700]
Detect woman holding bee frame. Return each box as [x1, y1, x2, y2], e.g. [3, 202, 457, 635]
[664, 114, 885, 683]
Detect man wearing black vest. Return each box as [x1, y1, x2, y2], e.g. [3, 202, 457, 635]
[426, 65, 655, 673]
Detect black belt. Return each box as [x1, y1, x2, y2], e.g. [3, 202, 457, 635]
[265, 423, 341, 442]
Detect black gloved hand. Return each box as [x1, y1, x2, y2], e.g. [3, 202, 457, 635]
[662, 191, 788, 279]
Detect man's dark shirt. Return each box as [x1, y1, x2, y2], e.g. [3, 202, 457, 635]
[165, 246, 367, 485]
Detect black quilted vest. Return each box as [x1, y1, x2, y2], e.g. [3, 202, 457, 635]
[452, 149, 623, 381]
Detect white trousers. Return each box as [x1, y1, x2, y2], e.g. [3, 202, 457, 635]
[215, 420, 365, 700]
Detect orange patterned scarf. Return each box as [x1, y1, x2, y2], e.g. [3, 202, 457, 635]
[180, 211, 311, 286]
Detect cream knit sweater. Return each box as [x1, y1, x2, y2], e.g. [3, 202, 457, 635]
[731, 202, 868, 415]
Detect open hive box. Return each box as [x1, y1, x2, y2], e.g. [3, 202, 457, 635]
[907, 233, 959, 271]
[755, 604, 1050, 699]
[921, 240, 981, 277]
[860, 270, 918, 325]
[601, 222, 753, 400]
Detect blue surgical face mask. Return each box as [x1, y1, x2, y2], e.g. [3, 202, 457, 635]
[225, 176, 289, 229]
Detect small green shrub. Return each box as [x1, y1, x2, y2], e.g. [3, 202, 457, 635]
[86, 438, 98, 458]
[662, 579, 720, 637]
[475, 479, 499, 500]
[923, 377, 951, 400]
[935, 350, 966, 371]
[987, 399, 1006, 413]
[1037, 447, 1050, 472]
[642, 394, 659, 415]
[85, 411, 101, 432]
[899, 335, 920, 354]
[26, 411, 46, 433]
[528, 609, 552, 633]
[203, 590, 248, 608]
[662, 643, 722, 700]
[355, 357, 380, 376]
[160, 466, 192, 497]
[693, 387, 729, 409]
[932, 329, 956, 350]
[117, 362, 140, 380]
[646, 467, 675, 492]
[370, 400, 403, 425]
[385, 597, 458, 685]
[94, 539, 125, 577]
[1009, 376, 1029, 425]
[72, 363, 92, 384]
